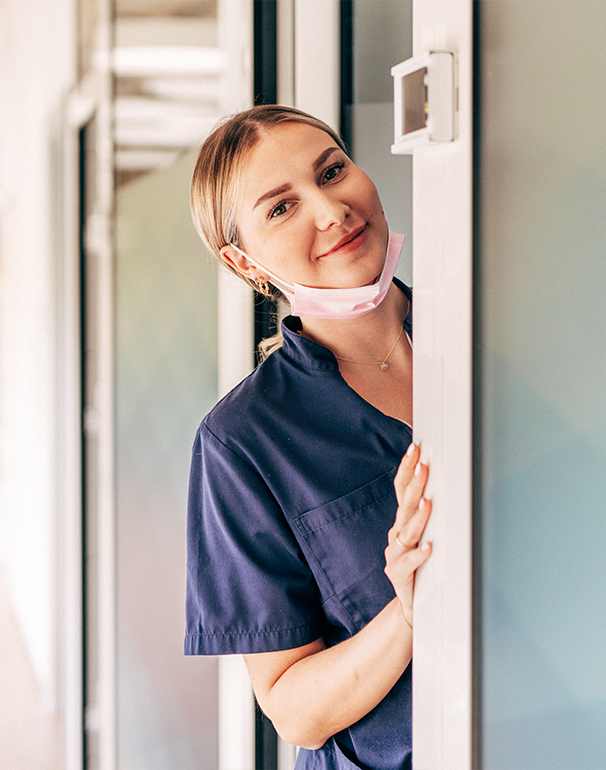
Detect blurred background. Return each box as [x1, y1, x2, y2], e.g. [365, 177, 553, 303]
[0, 1, 412, 768]
[6, 2, 606, 769]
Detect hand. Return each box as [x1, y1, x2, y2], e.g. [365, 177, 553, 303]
[384, 443, 432, 628]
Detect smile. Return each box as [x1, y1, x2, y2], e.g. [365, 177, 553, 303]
[319, 224, 368, 257]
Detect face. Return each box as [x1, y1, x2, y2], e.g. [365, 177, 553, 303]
[221, 121, 389, 290]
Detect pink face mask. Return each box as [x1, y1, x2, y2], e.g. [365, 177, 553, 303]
[230, 232, 405, 320]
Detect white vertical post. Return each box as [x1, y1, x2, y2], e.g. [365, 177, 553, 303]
[277, 0, 295, 107]
[61, 9, 116, 770]
[409, 1, 473, 769]
[294, 0, 340, 130]
[278, 738, 298, 770]
[62, 93, 96, 770]
[218, 269, 255, 400]
[96, 1, 117, 766]
[217, 2, 256, 769]
[217, 0, 255, 400]
[219, 0, 254, 116]
[219, 656, 256, 770]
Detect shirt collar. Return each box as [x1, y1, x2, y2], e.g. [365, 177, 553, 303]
[281, 279, 412, 371]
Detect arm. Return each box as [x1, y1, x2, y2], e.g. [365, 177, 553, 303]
[243, 442, 432, 749]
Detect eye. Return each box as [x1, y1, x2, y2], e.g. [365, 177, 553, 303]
[268, 200, 294, 218]
[321, 161, 346, 184]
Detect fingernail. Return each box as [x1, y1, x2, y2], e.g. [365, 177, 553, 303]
[418, 498, 425, 511]
[406, 442, 416, 456]
[414, 462, 422, 476]
[421, 541, 430, 552]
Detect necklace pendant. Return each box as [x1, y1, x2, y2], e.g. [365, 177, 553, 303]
[380, 362, 389, 371]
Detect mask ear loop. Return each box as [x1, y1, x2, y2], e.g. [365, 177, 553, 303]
[229, 243, 294, 299]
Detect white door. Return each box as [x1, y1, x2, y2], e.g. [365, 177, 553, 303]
[404, 3, 474, 769]
[293, 2, 475, 768]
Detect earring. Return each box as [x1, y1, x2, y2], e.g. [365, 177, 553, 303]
[254, 277, 271, 296]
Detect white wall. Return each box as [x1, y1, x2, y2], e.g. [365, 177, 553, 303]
[0, 0, 76, 708]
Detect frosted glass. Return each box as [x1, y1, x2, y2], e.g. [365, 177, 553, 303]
[115, 150, 219, 769]
[477, 3, 606, 768]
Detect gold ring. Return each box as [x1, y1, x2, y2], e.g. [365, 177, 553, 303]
[396, 531, 416, 549]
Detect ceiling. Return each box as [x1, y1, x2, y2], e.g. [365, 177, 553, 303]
[115, 0, 216, 19]
[113, 0, 220, 185]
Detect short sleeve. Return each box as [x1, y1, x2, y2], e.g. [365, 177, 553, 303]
[185, 423, 326, 655]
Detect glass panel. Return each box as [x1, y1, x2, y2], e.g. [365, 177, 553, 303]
[477, 3, 606, 768]
[342, 0, 412, 284]
[115, 149, 219, 769]
[113, 3, 222, 766]
[403, 68, 427, 134]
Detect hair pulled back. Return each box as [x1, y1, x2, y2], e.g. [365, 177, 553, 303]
[190, 104, 347, 295]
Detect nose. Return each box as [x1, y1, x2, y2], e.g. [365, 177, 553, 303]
[311, 188, 350, 231]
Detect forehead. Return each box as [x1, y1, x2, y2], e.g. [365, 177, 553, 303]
[239, 122, 337, 190]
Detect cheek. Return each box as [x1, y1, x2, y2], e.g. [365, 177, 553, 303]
[355, 174, 384, 217]
[373, 196, 388, 230]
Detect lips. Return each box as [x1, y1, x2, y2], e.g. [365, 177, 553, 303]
[319, 224, 367, 257]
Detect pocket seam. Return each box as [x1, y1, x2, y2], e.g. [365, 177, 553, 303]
[294, 485, 395, 536]
[298, 544, 362, 634]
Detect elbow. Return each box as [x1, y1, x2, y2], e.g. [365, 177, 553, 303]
[269, 711, 332, 751]
[276, 728, 328, 752]
[298, 737, 327, 751]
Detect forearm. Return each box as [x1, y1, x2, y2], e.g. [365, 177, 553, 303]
[246, 598, 412, 749]
[246, 446, 431, 751]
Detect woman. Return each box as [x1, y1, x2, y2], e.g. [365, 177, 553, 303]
[185, 105, 432, 770]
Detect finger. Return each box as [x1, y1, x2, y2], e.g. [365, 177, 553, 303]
[386, 540, 433, 582]
[392, 462, 429, 532]
[393, 443, 420, 503]
[384, 541, 433, 599]
[390, 498, 432, 550]
[389, 495, 431, 547]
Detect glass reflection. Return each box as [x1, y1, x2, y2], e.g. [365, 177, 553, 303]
[477, 2, 606, 767]
[341, 0, 413, 284]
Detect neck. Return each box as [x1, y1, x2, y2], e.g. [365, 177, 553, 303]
[298, 283, 408, 360]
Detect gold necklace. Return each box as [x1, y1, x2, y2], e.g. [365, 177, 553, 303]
[335, 324, 405, 372]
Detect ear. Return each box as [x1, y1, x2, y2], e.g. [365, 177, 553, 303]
[220, 244, 261, 280]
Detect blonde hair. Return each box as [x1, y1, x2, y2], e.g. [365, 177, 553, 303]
[190, 104, 347, 298]
[190, 105, 348, 359]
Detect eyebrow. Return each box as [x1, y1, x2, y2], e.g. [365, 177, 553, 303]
[253, 183, 292, 210]
[252, 146, 341, 210]
[312, 146, 340, 172]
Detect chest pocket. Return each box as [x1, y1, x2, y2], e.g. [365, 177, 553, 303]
[292, 470, 398, 634]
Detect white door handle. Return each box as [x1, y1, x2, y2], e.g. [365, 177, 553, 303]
[391, 51, 456, 154]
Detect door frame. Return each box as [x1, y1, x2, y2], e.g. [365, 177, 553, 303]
[61, 3, 116, 764]
[408, 2, 474, 768]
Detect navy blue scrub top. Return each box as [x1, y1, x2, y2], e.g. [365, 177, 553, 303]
[186, 281, 413, 770]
